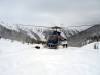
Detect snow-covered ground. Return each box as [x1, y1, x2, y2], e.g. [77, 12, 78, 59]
[0, 39, 100, 75]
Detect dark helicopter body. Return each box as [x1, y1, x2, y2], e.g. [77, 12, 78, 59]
[47, 31, 60, 49]
[46, 26, 67, 49]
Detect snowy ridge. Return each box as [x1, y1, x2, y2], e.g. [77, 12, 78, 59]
[0, 22, 19, 31]
[0, 23, 47, 41]
[0, 22, 96, 42]
[64, 25, 93, 32]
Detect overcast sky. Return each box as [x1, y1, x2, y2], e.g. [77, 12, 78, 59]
[0, 0, 100, 26]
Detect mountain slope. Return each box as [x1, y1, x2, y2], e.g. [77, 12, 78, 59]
[0, 23, 83, 44]
[67, 24, 100, 47]
[0, 24, 37, 43]
[0, 23, 99, 46]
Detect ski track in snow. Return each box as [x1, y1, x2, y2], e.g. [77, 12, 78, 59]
[0, 39, 100, 75]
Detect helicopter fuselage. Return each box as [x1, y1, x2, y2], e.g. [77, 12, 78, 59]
[47, 30, 67, 49]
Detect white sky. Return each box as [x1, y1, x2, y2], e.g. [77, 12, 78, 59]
[0, 0, 100, 26]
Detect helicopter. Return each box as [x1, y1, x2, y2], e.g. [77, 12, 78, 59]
[46, 26, 68, 49]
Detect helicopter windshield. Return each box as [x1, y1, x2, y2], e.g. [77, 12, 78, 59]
[52, 31, 61, 35]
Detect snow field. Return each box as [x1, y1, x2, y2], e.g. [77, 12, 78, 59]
[0, 39, 100, 75]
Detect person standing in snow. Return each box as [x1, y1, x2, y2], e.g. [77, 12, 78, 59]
[94, 42, 99, 49]
[94, 36, 99, 49]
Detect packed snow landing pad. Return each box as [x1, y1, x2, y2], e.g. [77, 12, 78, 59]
[0, 39, 100, 75]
